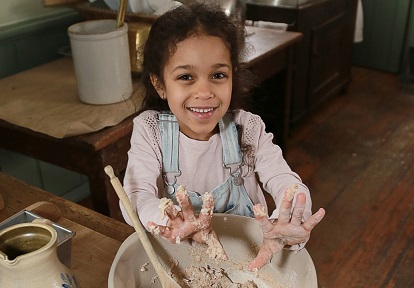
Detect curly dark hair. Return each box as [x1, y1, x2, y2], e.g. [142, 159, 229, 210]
[139, 2, 255, 111]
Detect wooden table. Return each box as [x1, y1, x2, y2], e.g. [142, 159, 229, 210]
[0, 172, 135, 287]
[0, 26, 302, 220]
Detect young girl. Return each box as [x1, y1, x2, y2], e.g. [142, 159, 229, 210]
[121, 2, 325, 271]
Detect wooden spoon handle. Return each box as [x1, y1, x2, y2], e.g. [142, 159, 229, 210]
[104, 165, 174, 287]
[116, 0, 128, 28]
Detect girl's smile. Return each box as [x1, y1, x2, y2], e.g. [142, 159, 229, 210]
[188, 106, 217, 119]
[152, 35, 233, 141]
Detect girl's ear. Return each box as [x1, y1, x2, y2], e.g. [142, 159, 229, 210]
[150, 74, 166, 100]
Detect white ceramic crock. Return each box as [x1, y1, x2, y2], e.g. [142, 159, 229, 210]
[68, 19, 132, 105]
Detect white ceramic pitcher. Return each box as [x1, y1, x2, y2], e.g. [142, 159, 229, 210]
[0, 222, 79, 287]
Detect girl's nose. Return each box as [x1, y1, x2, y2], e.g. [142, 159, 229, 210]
[194, 91, 213, 100]
[193, 81, 214, 99]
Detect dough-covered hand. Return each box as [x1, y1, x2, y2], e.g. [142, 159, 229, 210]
[147, 186, 227, 260]
[248, 189, 325, 271]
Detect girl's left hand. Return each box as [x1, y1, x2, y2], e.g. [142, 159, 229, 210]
[147, 186, 228, 260]
[248, 191, 325, 271]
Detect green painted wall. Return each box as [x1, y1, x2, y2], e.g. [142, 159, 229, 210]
[0, 0, 71, 27]
[0, 5, 81, 78]
[400, 1, 414, 83]
[0, 1, 89, 203]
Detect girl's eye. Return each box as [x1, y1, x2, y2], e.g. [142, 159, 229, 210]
[212, 72, 227, 79]
[177, 74, 193, 81]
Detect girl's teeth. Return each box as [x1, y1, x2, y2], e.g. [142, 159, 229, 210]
[190, 108, 214, 113]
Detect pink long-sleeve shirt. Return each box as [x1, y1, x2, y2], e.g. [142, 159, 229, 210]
[121, 109, 312, 240]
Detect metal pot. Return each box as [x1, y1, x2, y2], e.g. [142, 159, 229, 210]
[215, 0, 246, 24]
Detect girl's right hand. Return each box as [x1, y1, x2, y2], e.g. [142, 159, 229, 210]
[147, 186, 228, 260]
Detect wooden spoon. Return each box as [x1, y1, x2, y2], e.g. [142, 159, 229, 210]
[116, 0, 128, 28]
[104, 165, 181, 288]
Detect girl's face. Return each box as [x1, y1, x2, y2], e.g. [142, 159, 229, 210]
[152, 35, 233, 141]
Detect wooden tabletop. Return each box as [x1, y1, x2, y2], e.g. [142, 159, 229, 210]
[0, 172, 134, 287]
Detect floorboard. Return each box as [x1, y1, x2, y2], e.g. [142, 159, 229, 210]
[286, 66, 414, 288]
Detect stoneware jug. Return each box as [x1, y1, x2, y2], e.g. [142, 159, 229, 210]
[0, 222, 79, 287]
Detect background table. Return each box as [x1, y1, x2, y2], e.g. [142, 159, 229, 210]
[0, 26, 302, 220]
[0, 172, 134, 287]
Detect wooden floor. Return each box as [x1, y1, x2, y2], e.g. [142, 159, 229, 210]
[285, 66, 414, 288]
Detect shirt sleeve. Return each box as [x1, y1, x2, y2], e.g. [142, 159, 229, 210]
[121, 111, 169, 230]
[237, 110, 313, 250]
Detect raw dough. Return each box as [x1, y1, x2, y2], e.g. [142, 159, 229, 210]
[174, 265, 258, 288]
[158, 197, 174, 220]
[285, 184, 298, 201]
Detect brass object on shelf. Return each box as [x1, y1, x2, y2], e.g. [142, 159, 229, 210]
[127, 22, 151, 73]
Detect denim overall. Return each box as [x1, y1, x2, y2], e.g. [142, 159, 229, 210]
[158, 112, 254, 217]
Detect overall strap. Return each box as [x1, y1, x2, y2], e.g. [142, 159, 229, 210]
[158, 111, 242, 176]
[157, 112, 180, 174]
[219, 113, 243, 166]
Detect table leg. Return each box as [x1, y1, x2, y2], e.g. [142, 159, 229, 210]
[87, 169, 125, 221]
[0, 191, 5, 211]
[86, 143, 129, 221]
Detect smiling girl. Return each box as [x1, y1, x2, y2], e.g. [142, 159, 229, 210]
[121, 2, 325, 270]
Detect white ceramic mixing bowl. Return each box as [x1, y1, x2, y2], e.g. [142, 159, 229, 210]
[108, 214, 317, 287]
